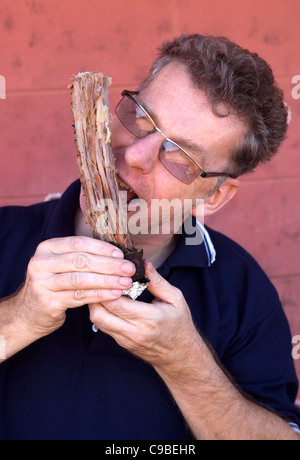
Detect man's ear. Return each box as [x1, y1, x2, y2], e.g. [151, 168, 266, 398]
[191, 178, 240, 218]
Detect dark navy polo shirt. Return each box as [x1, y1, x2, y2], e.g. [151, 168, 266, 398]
[0, 180, 299, 440]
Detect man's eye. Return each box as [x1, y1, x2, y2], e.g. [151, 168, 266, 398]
[162, 141, 190, 163]
[136, 116, 153, 132]
[162, 140, 177, 151]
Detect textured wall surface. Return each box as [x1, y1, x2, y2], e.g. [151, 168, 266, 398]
[0, 0, 299, 399]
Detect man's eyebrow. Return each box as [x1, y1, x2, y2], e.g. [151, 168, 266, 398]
[138, 96, 209, 166]
[172, 137, 209, 165]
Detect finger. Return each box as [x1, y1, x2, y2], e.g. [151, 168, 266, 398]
[47, 271, 133, 291]
[37, 236, 125, 259]
[89, 302, 135, 333]
[144, 259, 179, 304]
[58, 288, 124, 307]
[33, 252, 136, 277]
[102, 295, 161, 322]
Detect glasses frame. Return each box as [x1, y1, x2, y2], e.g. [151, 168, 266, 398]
[115, 89, 235, 184]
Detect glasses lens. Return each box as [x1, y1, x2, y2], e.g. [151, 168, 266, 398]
[159, 140, 199, 185]
[115, 94, 201, 185]
[115, 96, 154, 138]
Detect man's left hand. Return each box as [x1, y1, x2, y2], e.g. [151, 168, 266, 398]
[89, 260, 200, 369]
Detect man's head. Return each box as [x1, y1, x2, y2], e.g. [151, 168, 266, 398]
[110, 34, 288, 244]
[139, 34, 288, 178]
[112, 60, 245, 231]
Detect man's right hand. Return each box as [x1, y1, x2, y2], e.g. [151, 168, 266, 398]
[0, 236, 135, 360]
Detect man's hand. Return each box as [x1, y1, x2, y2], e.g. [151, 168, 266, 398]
[90, 261, 300, 440]
[89, 259, 200, 368]
[0, 236, 136, 358]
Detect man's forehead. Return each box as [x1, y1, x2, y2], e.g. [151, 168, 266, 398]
[138, 61, 242, 129]
[138, 62, 247, 157]
[139, 62, 206, 111]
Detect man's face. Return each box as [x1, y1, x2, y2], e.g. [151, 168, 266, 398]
[111, 62, 245, 242]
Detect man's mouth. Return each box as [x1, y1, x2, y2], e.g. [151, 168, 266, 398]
[117, 175, 139, 207]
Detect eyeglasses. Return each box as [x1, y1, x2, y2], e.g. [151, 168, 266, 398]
[115, 90, 235, 185]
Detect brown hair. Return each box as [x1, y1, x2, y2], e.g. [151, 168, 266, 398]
[140, 34, 288, 177]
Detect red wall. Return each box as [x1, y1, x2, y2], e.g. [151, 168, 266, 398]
[0, 0, 299, 400]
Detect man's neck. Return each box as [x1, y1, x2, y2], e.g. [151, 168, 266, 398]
[133, 232, 178, 269]
[74, 207, 178, 269]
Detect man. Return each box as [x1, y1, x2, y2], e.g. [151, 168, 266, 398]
[0, 34, 299, 440]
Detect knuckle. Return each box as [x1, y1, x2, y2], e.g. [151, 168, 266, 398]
[70, 237, 85, 252]
[69, 271, 83, 288]
[171, 286, 184, 302]
[28, 277, 41, 296]
[151, 308, 163, 324]
[27, 256, 40, 277]
[89, 308, 97, 324]
[27, 257, 35, 276]
[133, 323, 157, 346]
[89, 313, 97, 326]
[145, 320, 159, 336]
[95, 240, 116, 256]
[73, 289, 87, 301]
[36, 239, 49, 253]
[92, 289, 106, 301]
[132, 332, 147, 348]
[72, 253, 88, 270]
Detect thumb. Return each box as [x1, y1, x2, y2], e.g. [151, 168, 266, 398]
[144, 259, 175, 303]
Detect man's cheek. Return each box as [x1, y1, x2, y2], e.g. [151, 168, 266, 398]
[111, 118, 131, 150]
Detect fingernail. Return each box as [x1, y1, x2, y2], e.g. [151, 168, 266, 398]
[112, 249, 124, 258]
[145, 259, 154, 272]
[119, 277, 132, 287]
[122, 261, 135, 275]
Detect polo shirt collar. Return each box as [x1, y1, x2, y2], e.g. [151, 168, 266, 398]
[160, 218, 216, 276]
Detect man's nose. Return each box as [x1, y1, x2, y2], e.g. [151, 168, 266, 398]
[124, 132, 161, 174]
